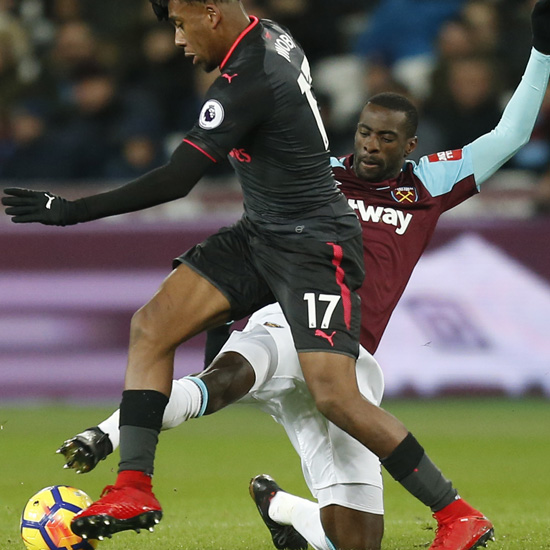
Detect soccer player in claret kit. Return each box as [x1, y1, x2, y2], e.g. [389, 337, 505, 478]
[5, 0, 550, 549]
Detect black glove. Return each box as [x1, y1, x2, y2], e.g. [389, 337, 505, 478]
[2, 188, 79, 226]
[149, 0, 169, 21]
[532, 0, 550, 55]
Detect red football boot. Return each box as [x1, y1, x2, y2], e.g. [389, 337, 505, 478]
[71, 470, 162, 541]
[429, 499, 494, 550]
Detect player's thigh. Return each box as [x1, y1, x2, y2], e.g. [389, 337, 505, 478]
[132, 262, 232, 346]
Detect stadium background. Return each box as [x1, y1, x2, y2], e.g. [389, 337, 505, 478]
[1, 2, 550, 549]
[1, 0, 549, 402]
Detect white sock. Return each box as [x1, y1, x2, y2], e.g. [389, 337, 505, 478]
[161, 377, 207, 429]
[269, 492, 331, 550]
[98, 410, 120, 450]
[98, 377, 207, 452]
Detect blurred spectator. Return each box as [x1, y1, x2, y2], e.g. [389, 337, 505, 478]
[104, 133, 165, 180]
[437, 18, 478, 61]
[0, 32, 25, 113]
[78, 0, 147, 41]
[0, 0, 39, 121]
[427, 5, 495, 120]
[423, 55, 503, 152]
[493, 0, 535, 88]
[32, 19, 104, 109]
[252, 0, 351, 63]
[0, 0, 38, 83]
[353, 0, 466, 99]
[48, 0, 82, 22]
[53, 64, 162, 180]
[0, 99, 76, 179]
[460, 0, 500, 54]
[125, 24, 199, 135]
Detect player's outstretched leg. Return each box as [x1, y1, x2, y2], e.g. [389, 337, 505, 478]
[250, 475, 308, 550]
[429, 499, 494, 550]
[71, 471, 162, 540]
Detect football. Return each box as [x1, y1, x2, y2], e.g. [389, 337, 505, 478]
[20, 485, 98, 550]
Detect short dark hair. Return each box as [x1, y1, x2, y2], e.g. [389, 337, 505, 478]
[149, 0, 238, 21]
[367, 92, 418, 138]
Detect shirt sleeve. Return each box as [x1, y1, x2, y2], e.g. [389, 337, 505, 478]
[413, 147, 477, 211]
[469, 48, 550, 185]
[184, 70, 274, 162]
[75, 140, 213, 222]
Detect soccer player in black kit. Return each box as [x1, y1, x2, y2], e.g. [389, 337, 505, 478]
[9, 0, 549, 547]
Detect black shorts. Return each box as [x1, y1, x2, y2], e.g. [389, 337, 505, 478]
[175, 212, 364, 358]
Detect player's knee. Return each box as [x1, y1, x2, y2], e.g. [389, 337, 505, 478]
[130, 303, 173, 350]
[300, 353, 359, 423]
[311, 389, 347, 422]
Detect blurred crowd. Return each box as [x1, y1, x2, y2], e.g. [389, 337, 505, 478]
[1, 0, 550, 214]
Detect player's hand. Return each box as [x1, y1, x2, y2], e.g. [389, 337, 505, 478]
[2, 188, 74, 225]
[56, 427, 113, 474]
[532, 0, 550, 55]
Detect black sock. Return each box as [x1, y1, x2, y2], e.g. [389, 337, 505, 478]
[118, 389, 169, 475]
[381, 432, 458, 512]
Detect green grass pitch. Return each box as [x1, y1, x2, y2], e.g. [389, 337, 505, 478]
[1, 398, 549, 549]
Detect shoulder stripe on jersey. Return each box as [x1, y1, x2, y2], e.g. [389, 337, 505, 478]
[220, 16, 260, 70]
[414, 146, 475, 196]
[330, 157, 345, 169]
[183, 139, 217, 163]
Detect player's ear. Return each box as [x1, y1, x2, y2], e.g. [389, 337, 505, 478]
[205, 4, 221, 27]
[404, 136, 418, 157]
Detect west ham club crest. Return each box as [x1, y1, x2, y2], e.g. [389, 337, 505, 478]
[391, 186, 418, 203]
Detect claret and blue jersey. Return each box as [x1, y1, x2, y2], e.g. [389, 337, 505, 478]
[331, 147, 478, 354]
[329, 46, 550, 354]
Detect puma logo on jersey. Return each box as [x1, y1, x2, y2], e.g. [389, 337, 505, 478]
[315, 329, 336, 347]
[275, 33, 296, 62]
[222, 73, 238, 83]
[44, 193, 56, 209]
[348, 199, 412, 235]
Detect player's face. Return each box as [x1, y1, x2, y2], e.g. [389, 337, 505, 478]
[353, 103, 417, 182]
[169, 0, 223, 73]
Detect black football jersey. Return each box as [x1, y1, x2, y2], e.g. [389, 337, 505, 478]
[184, 17, 343, 224]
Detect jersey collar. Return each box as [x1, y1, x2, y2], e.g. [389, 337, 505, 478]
[220, 16, 260, 70]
